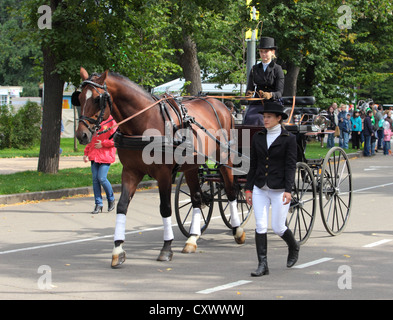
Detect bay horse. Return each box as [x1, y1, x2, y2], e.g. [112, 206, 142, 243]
[75, 67, 245, 267]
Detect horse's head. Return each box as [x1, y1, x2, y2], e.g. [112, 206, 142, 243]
[75, 67, 113, 145]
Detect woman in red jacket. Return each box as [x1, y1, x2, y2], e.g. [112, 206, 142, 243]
[83, 116, 117, 213]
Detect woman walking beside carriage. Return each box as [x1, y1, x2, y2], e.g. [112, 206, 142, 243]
[83, 115, 117, 214]
[245, 102, 299, 277]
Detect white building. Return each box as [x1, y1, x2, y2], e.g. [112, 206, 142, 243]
[0, 86, 23, 106]
[152, 78, 246, 96]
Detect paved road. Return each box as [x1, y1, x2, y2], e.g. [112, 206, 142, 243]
[0, 153, 392, 303]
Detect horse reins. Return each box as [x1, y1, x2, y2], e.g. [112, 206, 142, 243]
[78, 81, 266, 136]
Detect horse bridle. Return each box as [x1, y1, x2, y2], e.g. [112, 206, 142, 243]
[78, 80, 113, 134]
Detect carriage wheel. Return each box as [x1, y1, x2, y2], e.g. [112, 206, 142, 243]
[217, 179, 253, 229]
[174, 164, 215, 238]
[287, 162, 317, 245]
[319, 147, 352, 236]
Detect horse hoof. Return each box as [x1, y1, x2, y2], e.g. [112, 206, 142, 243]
[157, 250, 173, 262]
[111, 246, 126, 268]
[234, 227, 246, 244]
[182, 243, 197, 253]
[182, 235, 198, 253]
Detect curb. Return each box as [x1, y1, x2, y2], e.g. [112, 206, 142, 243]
[0, 180, 158, 206]
[0, 150, 363, 206]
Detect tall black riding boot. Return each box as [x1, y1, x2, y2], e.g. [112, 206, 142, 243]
[281, 229, 300, 268]
[251, 232, 269, 277]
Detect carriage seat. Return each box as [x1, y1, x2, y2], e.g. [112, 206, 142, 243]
[281, 96, 316, 106]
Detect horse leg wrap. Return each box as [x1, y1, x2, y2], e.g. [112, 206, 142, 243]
[189, 208, 202, 236]
[229, 200, 241, 228]
[114, 213, 126, 242]
[162, 216, 174, 241]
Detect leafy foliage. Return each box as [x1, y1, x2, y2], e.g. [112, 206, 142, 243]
[0, 101, 41, 149]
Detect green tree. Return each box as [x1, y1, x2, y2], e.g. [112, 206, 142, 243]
[0, 0, 41, 88]
[21, 0, 179, 173]
[197, 0, 250, 93]
[252, 0, 393, 107]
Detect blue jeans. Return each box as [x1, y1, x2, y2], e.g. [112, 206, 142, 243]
[383, 141, 391, 155]
[364, 135, 371, 156]
[91, 161, 114, 206]
[327, 133, 335, 148]
[339, 131, 349, 149]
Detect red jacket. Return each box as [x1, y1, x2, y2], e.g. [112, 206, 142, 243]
[84, 116, 117, 164]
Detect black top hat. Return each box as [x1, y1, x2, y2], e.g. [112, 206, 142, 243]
[259, 101, 288, 120]
[258, 36, 277, 50]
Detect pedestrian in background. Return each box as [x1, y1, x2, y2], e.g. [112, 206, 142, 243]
[350, 110, 362, 150]
[338, 104, 350, 149]
[374, 104, 384, 152]
[363, 110, 375, 157]
[326, 105, 336, 148]
[83, 116, 117, 214]
[383, 120, 392, 155]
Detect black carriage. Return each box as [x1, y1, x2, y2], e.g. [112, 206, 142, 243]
[174, 96, 353, 245]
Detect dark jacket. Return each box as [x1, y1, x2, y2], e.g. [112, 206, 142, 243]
[246, 61, 284, 103]
[326, 112, 336, 130]
[245, 127, 297, 193]
[363, 116, 374, 136]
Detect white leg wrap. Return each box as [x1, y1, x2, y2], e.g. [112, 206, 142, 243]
[114, 214, 126, 242]
[189, 208, 202, 236]
[163, 217, 174, 241]
[185, 235, 199, 245]
[229, 199, 241, 228]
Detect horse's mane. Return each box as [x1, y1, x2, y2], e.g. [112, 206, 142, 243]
[109, 72, 153, 101]
[87, 71, 153, 101]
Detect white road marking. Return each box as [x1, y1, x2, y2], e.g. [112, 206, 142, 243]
[353, 182, 393, 193]
[362, 239, 392, 248]
[0, 225, 165, 255]
[293, 257, 334, 269]
[196, 280, 252, 294]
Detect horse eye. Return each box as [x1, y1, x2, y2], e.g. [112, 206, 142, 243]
[94, 97, 100, 104]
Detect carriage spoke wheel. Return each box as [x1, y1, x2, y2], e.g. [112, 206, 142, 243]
[174, 164, 215, 238]
[218, 179, 253, 229]
[287, 162, 317, 245]
[319, 147, 352, 236]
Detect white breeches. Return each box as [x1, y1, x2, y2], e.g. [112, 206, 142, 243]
[252, 185, 289, 237]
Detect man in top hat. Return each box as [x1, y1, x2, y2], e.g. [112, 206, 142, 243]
[243, 36, 285, 126]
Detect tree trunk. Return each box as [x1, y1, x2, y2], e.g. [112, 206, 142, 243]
[283, 62, 300, 97]
[177, 33, 202, 95]
[37, 45, 64, 173]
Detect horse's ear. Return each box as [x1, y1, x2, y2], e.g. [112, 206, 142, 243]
[80, 67, 89, 81]
[97, 70, 109, 84]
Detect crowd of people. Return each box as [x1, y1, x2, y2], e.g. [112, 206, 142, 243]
[325, 101, 393, 156]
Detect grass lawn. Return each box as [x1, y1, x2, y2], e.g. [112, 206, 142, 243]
[0, 138, 84, 158]
[0, 138, 359, 195]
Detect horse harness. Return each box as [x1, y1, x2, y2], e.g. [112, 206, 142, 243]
[77, 79, 240, 172]
[78, 80, 113, 134]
